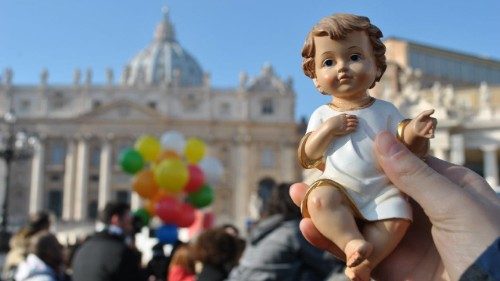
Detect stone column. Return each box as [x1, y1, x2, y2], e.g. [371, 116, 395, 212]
[482, 145, 498, 188]
[449, 135, 465, 165]
[0, 160, 6, 217]
[233, 130, 250, 232]
[98, 138, 112, 211]
[73, 138, 89, 220]
[29, 138, 45, 214]
[62, 139, 77, 220]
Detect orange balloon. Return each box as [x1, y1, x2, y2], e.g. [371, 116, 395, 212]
[152, 190, 167, 202]
[156, 150, 180, 164]
[145, 200, 157, 216]
[156, 189, 183, 199]
[132, 170, 160, 199]
[145, 189, 183, 216]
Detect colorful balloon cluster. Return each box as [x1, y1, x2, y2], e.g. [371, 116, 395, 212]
[119, 131, 224, 244]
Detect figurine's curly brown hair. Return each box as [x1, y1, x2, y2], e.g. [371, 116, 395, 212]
[301, 14, 386, 88]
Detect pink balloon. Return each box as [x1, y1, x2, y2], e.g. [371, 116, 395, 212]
[176, 203, 196, 228]
[185, 165, 205, 193]
[155, 197, 181, 224]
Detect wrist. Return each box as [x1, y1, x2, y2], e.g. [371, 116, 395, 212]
[397, 119, 429, 159]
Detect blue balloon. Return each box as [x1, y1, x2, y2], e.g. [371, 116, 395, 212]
[155, 224, 178, 244]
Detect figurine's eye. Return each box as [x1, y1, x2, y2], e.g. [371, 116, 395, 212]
[322, 59, 334, 67]
[350, 54, 361, 61]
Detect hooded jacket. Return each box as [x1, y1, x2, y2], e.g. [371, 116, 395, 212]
[228, 214, 339, 281]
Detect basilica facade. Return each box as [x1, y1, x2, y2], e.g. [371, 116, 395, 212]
[0, 10, 300, 231]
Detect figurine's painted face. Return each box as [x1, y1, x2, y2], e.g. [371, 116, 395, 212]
[313, 31, 380, 99]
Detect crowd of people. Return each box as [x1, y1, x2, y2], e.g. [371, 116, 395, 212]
[0, 137, 499, 281]
[0, 180, 344, 281]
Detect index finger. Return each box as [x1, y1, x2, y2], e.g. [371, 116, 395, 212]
[300, 218, 346, 260]
[417, 109, 435, 119]
[426, 156, 498, 202]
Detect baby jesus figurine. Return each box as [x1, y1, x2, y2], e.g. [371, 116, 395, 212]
[298, 14, 437, 280]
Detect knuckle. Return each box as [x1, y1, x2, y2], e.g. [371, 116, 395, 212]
[459, 169, 488, 188]
[395, 155, 434, 181]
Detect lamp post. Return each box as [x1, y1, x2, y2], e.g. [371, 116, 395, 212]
[0, 111, 36, 251]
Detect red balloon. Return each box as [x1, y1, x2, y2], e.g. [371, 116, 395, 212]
[185, 165, 205, 193]
[155, 197, 181, 224]
[176, 203, 196, 228]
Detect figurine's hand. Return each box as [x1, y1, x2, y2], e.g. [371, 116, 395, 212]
[409, 109, 437, 139]
[326, 114, 358, 136]
[290, 132, 500, 281]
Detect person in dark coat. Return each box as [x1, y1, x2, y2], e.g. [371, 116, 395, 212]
[227, 183, 343, 281]
[145, 243, 169, 281]
[71, 202, 145, 281]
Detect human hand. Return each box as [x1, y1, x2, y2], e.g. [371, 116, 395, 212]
[290, 131, 500, 281]
[326, 114, 358, 136]
[409, 109, 437, 139]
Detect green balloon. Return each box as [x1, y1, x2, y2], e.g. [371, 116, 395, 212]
[187, 184, 214, 208]
[119, 149, 144, 174]
[134, 208, 151, 227]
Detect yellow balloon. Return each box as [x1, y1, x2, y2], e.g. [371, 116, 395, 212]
[184, 138, 205, 164]
[154, 159, 189, 193]
[135, 135, 161, 162]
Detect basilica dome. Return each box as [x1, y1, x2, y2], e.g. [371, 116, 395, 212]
[123, 8, 204, 87]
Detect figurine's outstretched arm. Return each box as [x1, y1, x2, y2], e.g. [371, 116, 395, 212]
[398, 109, 437, 158]
[298, 114, 358, 168]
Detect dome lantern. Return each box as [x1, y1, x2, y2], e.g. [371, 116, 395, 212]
[123, 7, 204, 88]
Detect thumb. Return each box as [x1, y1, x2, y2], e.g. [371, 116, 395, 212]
[374, 131, 463, 218]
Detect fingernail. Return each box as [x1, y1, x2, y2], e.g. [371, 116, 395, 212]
[377, 131, 404, 157]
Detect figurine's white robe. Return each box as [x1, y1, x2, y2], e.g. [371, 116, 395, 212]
[307, 99, 412, 221]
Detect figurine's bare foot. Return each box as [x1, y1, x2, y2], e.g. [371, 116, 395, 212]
[345, 263, 372, 281]
[345, 239, 373, 267]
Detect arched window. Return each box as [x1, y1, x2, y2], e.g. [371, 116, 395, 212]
[51, 91, 65, 109]
[261, 98, 274, 115]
